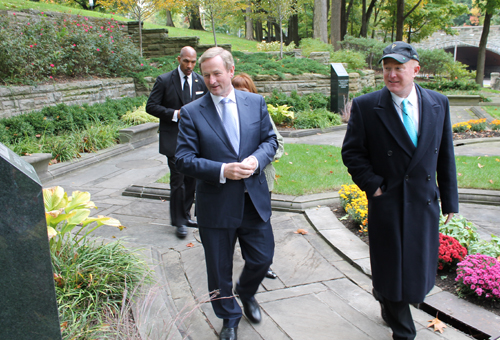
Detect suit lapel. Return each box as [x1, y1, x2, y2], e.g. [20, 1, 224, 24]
[171, 68, 183, 103]
[235, 90, 250, 156]
[198, 94, 237, 156]
[374, 87, 415, 158]
[407, 85, 440, 172]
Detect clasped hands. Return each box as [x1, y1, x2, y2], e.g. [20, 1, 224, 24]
[224, 157, 257, 180]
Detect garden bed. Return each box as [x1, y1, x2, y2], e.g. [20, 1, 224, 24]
[453, 130, 500, 140]
[329, 202, 500, 318]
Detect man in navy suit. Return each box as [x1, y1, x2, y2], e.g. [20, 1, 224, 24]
[146, 46, 208, 239]
[342, 42, 458, 339]
[176, 47, 277, 340]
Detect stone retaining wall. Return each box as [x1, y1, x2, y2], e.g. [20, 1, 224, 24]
[0, 78, 135, 119]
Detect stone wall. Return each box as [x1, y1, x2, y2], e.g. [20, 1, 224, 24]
[0, 78, 135, 119]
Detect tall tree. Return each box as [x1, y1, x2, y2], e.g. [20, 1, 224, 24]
[359, 0, 378, 37]
[331, 0, 342, 50]
[263, 0, 296, 57]
[187, 4, 205, 30]
[313, 0, 328, 42]
[245, 5, 254, 40]
[474, 0, 499, 86]
[165, 10, 175, 26]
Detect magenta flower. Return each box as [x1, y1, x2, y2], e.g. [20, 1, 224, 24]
[84, 29, 88, 32]
[111, 51, 114, 53]
[141, 63, 144, 66]
[50, 64, 54, 67]
[97, 48, 100, 51]
[30, 45, 33, 48]
[49, 76, 53, 79]
[27, 23, 30, 25]
[101, 26, 104, 29]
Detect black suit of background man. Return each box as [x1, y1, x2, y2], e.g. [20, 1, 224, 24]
[146, 46, 208, 238]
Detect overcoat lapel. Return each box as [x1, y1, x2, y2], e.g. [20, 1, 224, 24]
[198, 95, 238, 156]
[407, 85, 440, 172]
[374, 87, 415, 158]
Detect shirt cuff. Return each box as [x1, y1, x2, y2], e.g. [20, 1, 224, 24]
[220, 163, 226, 184]
[172, 110, 179, 122]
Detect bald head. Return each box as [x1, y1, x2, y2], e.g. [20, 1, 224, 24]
[178, 46, 197, 76]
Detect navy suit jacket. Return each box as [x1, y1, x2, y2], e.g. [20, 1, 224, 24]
[175, 90, 278, 229]
[146, 68, 208, 157]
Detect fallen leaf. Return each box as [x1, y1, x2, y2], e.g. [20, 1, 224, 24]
[495, 159, 499, 162]
[324, 160, 327, 162]
[60, 321, 68, 331]
[186, 243, 194, 248]
[427, 317, 447, 334]
[478, 163, 484, 168]
[294, 229, 308, 235]
[330, 170, 333, 173]
[289, 162, 293, 164]
[285, 152, 288, 155]
[458, 173, 462, 176]
[490, 180, 494, 184]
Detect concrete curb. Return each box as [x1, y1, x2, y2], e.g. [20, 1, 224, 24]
[278, 124, 347, 137]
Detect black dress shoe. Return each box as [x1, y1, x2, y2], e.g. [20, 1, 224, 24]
[176, 225, 188, 239]
[186, 219, 198, 228]
[265, 268, 277, 279]
[219, 326, 237, 340]
[372, 288, 389, 325]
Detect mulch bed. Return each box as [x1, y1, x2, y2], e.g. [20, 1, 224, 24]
[329, 203, 500, 317]
[453, 130, 500, 140]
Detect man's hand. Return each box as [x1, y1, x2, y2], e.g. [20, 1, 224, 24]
[241, 156, 258, 171]
[444, 213, 454, 225]
[224, 162, 255, 180]
[373, 187, 383, 197]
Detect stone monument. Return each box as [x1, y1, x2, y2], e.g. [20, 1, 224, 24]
[0, 142, 62, 340]
[330, 63, 349, 113]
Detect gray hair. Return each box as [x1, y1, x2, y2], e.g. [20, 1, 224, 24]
[198, 47, 234, 71]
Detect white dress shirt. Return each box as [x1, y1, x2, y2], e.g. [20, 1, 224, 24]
[390, 84, 420, 134]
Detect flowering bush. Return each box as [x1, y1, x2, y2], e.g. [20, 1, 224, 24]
[338, 184, 368, 232]
[452, 122, 471, 133]
[456, 254, 500, 300]
[468, 118, 488, 132]
[438, 233, 467, 271]
[0, 13, 142, 84]
[490, 119, 500, 131]
[257, 41, 296, 52]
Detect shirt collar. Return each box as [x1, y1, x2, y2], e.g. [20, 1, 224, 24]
[178, 66, 191, 80]
[210, 87, 236, 106]
[390, 84, 417, 108]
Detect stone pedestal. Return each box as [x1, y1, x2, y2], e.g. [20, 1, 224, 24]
[330, 63, 349, 113]
[0, 142, 61, 340]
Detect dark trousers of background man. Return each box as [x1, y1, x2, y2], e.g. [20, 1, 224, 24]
[167, 156, 196, 227]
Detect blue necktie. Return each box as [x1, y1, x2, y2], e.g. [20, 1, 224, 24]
[402, 98, 418, 147]
[220, 98, 239, 154]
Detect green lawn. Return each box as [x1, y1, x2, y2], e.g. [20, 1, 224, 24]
[0, 0, 259, 52]
[455, 155, 500, 190]
[483, 106, 500, 120]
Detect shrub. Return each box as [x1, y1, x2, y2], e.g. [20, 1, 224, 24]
[294, 108, 342, 129]
[330, 49, 367, 70]
[298, 38, 334, 57]
[418, 79, 480, 91]
[452, 122, 471, 133]
[257, 41, 296, 52]
[439, 214, 479, 250]
[267, 104, 294, 125]
[340, 36, 386, 69]
[468, 235, 500, 258]
[456, 254, 500, 300]
[0, 12, 142, 84]
[490, 119, 500, 131]
[338, 184, 368, 232]
[438, 233, 468, 271]
[121, 104, 159, 124]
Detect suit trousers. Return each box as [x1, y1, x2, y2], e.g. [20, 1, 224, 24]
[167, 156, 196, 227]
[375, 289, 416, 340]
[198, 193, 274, 328]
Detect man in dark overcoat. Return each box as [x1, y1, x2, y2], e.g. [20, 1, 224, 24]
[341, 41, 459, 340]
[146, 46, 208, 238]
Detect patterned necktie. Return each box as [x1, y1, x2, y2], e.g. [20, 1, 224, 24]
[220, 97, 239, 154]
[402, 98, 418, 147]
[182, 75, 191, 104]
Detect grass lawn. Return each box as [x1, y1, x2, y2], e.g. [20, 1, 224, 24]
[0, 0, 259, 52]
[483, 106, 500, 120]
[455, 155, 500, 190]
[158, 145, 500, 195]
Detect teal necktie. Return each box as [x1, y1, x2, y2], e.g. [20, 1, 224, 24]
[402, 98, 418, 147]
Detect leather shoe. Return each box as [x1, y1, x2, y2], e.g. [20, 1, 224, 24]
[219, 326, 237, 340]
[175, 225, 188, 239]
[234, 288, 261, 323]
[265, 268, 277, 279]
[372, 288, 389, 325]
[186, 219, 198, 228]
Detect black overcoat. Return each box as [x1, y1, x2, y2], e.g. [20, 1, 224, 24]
[342, 84, 459, 303]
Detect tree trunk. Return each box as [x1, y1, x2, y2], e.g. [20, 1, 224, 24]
[211, 13, 217, 46]
[287, 14, 299, 46]
[254, 20, 263, 41]
[342, 0, 354, 40]
[360, 0, 377, 37]
[138, 15, 143, 58]
[331, 0, 341, 51]
[313, 0, 328, 43]
[245, 6, 253, 40]
[476, 11, 492, 87]
[165, 10, 174, 27]
[395, 0, 404, 41]
[188, 5, 204, 30]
